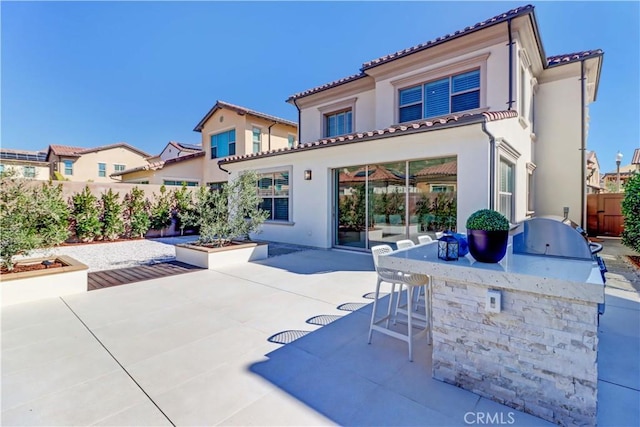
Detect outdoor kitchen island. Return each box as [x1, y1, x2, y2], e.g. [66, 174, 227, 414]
[378, 241, 605, 426]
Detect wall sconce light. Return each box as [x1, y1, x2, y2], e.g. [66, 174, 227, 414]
[304, 170, 312, 180]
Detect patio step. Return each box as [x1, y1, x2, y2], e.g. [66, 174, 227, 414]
[88, 261, 202, 291]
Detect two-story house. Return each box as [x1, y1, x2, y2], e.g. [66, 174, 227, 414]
[47, 143, 151, 183]
[0, 148, 50, 180]
[585, 150, 602, 194]
[157, 141, 203, 161]
[601, 148, 640, 192]
[193, 100, 298, 188]
[217, 4, 602, 251]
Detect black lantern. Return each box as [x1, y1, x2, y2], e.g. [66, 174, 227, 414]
[438, 233, 459, 261]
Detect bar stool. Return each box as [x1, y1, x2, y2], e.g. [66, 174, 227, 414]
[368, 244, 430, 361]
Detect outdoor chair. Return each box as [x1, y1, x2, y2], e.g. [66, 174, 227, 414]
[418, 235, 433, 244]
[368, 244, 430, 361]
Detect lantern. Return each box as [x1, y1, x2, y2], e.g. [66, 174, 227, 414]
[438, 233, 459, 261]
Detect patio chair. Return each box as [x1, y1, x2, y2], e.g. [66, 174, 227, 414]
[418, 235, 433, 244]
[368, 244, 430, 361]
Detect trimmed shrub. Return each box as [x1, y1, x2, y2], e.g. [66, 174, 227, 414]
[33, 181, 70, 245]
[621, 172, 640, 252]
[100, 189, 125, 240]
[466, 209, 510, 231]
[150, 185, 173, 235]
[173, 184, 195, 235]
[123, 187, 151, 238]
[71, 186, 102, 242]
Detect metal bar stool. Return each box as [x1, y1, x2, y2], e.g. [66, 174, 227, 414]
[368, 244, 430, 361]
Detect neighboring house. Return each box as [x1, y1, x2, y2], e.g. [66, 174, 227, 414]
[47, 143, 151, 183]
[218, 4, 603, 251]
[193, 100, 298, 187]
[158, 141, 202, 161]
[585, 150, 602, 194]
[0, 148, 50, 180]
[601, 148, 640, 192]
[111, 151, 205, 187]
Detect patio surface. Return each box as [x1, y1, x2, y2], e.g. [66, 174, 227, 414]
[2, 242, 639, 426]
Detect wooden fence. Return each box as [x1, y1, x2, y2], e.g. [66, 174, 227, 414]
[587, 193, 625, 237]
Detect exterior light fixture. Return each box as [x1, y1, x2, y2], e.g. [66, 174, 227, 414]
[304, 170, 312, 180]
[616, 151, 623, 192]
[437, 233, 459, 261]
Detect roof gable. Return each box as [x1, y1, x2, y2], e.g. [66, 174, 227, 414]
[194, 100, 297, 132]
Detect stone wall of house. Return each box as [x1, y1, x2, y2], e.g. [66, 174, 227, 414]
[430, 277, 599, 426]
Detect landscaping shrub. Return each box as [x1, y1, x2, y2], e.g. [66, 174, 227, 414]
[33, 181, 70, 245]
[173, 184, 195, 235]
[193, 171, 268, 247]
[150, 185, 173, 235]
[100, 189, 125, 240]
[123, 186, 151, 238]
[70, 186, 102, 242]
[621, 172, 640, 252]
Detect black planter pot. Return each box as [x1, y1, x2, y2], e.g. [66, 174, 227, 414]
[467, 229, 509, 263]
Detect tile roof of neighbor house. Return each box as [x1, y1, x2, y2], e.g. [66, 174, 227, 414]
[111, 151, 204, 177]
[415, 161, 458, 177]
[0, 148, 48, 163]
[47, 143, 151, 159]
[193, 100, 298, 132]
[287, 5, 603, 102]
[170, 142, 202, 152]
[221, 110, 518, 164]
[632, 148, 640, 165]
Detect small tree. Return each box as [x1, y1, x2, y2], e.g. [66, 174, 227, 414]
[0, 172, 40, 270]
[33, 181, 70, 245]
[173, 184, 195, 235]
[194, 171, 268, 247]
[150, 185, 173, 236]
[71, 186, 102, 242]
[123, 186, 151, 238]
[621, 172, 640, 252]
[100, 189, 125, 240]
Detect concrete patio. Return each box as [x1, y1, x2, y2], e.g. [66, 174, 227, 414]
[2, 244, 639, 426]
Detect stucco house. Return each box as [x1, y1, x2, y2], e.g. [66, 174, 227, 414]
[0, 148, 50, 180]
[217, 4, 603, 251]
[193, 100, 298, 188]
[601, 148, 640, 192]
[157, 141, 202, 161]
[585, 150, 602, 194]
[111, 151, 205, 186]
[46, 143, 151, 183]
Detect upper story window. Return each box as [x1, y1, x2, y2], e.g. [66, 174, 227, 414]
[398, 69, 480, 122]
[252, 127, 262, 153]
[98, 163, 106, 177]
[23, 166, 36, 178]
[287, 134, 296, 148]
[210, 129, 236, 159]
[325, 109, 352, 137]
[63, 160, 73, 175]
[114, 164, 125, 172]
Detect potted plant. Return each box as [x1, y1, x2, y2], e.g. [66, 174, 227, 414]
[466, 209, 510, 263]
[175, 171, 270, 269]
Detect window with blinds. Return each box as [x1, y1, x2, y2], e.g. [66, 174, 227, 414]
[325, 109, 352, 137]
[258, 171, 290, 221]
[252, 127, 261, 153]
[499, 159, 514, 222]
[399, 69, 480, 123]
[210, 129, 236, 159]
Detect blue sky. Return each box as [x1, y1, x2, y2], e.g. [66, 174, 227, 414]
[2, 1, 639, 173]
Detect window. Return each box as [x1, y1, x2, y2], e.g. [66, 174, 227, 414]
[210, 129, 236, 159]
[498, 159, 514, 222]
[258, 171, 289, 221]
[288, 134, 296, 148]
[63, 160, 73, 175]
[0, 164, 4, 174]
[98, 163, 106, 177]
[163, 180, 198, 187]
[114, 164, 126, 172]
[431, 185, 455, 193]
[325, 109, 352, 137]
[207, 182, 225, 191]
[23, 166, 36, 178]
[526, 162, 536, 213]
[252, 127, 262, 153]
[398, 69, 480, 122]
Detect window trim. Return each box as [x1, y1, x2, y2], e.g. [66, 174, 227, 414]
[392, 53, 489, 124]
[255, 165, 293, 223]
[209, 127, 236, 159]
[498, 157, 515, 223]
[318, 97, 357, 138]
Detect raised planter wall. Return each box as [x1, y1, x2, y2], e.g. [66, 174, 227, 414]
[1, 255, 88, 306]
[175, 242, 268, 269]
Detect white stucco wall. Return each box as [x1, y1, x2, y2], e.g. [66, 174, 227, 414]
[226, 125, 491, 249]
[534, 76, 583, 222]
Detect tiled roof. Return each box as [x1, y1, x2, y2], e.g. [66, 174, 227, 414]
[286, 73, 369, 102]
[221, 110, 518, 164]
[48, 144, 87, 157]
[0, 148, 48, 163]
[546, 50, 604, 67]
[415, 161, 457, 176]
[111, 151, 204, 177]
[48, 143, 151, 159]
[194, 100, 297, 132]
[361, 5, 534, 70]
[632, 148, 640, 165]
[170, 142, 202, 152]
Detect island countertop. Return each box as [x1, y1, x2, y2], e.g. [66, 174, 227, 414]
[378, 242, 604, 304]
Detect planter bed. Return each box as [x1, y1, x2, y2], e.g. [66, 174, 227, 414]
[175, 241, 268, 269]
[1, 255, 88, 307]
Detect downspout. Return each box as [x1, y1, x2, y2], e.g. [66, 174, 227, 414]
[580, 60, 587, 229]
[481, 122, 497, 210]
[292, 98, 301, 144]
[217, 161, 231, 175]
[267, 122, 276, 151]
[506, 19, 515, 110]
